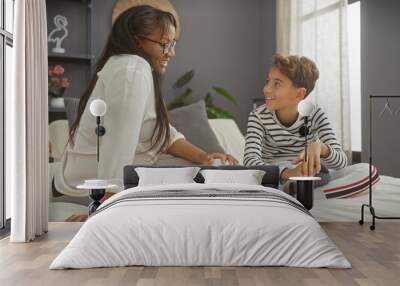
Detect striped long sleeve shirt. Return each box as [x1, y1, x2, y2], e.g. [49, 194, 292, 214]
[244, 104, 348, 174]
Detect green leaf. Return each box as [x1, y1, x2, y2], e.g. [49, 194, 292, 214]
[167, 102, 185, 110]
[177, 88, 193, 101]
[167, 88, 193, 110]
[212, 86, 236, 104]
[206, 105, 234, 119]
[206, 106, 218, 119]
[173, 69, 195, 89]
[204, 93, 213, 106]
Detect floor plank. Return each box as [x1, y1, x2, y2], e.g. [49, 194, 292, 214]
[0, 222, 399, 286]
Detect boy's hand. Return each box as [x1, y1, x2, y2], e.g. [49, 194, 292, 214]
[292, 142, 330, 177]
[280, 162, 309, 184]
[281, 163, 306, 180]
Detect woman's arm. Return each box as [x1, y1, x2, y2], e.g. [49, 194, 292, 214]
[166, 139, 237, 165]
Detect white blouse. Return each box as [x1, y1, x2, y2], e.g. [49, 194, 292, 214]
[60, 55, 185, 190]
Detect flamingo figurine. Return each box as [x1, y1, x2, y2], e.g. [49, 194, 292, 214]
[48, 15, 69, 54]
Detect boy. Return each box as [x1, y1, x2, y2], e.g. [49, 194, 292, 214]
[244, 54, 347, 186]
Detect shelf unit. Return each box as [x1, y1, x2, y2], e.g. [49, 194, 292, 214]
[48, 52, 94, 63]
[47, 0, 94, 122]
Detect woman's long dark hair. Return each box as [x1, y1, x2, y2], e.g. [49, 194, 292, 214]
[68, 5, 176, 153]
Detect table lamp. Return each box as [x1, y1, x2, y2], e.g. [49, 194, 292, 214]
[289, 100, 320, 210]
[77, 99, 112, 215]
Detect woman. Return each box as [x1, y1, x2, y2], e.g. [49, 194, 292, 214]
[56, 5, 237, 196]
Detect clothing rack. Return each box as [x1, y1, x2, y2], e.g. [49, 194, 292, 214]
[359, 95, 400, 230]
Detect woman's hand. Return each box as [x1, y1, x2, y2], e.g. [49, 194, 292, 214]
[167, 139, 238, 165]
[199, 152, 238, 166]
[291, 142, 330, 177]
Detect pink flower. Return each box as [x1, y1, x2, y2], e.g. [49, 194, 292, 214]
[53, 65, 64, 75]
[48, 65, 70, 94]
[61, 78, 70, 88]
[50, 77, 61, 86]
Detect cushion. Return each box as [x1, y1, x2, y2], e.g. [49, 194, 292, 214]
[200, 169, 266, 185]
[316, 163, 380, 199]
[208, 119, 245, 164]
[135, 167, 201, 186]
[154, 154, 193, 166]
[168, 101, 225, 153]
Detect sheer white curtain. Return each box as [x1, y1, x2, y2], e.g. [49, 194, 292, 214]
[276, 0, 351, 160]
[7, 0, 49, 242]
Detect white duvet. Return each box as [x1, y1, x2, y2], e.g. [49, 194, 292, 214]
[50, 183, 350, 269]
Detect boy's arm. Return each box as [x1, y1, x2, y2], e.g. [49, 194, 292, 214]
[243, 111, 265, 167]
[313, 107, 348, 169]
[244, 111, 294, 183]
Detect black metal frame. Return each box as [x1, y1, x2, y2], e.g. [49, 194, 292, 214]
[359, 95, 400, 230]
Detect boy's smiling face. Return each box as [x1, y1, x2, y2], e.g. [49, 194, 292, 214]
[263, 67, 306, 112]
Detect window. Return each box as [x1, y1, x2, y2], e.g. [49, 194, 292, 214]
[348, 1, 361, 152]
[1, 0, 14, 231]
[297, 0, 361, 153]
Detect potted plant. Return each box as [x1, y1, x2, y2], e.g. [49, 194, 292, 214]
[168, 69, 237, 119]
[48, 64, 70, 108]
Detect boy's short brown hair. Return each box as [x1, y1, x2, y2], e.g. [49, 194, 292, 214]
[271, 54, 319, 97]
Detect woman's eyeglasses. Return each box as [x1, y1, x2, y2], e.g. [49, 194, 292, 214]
[138, 36, 176, 55]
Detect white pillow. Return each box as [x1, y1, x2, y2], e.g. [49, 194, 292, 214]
[200, 169, 266, 185]
[208, 119, 245, 164]
[135, 167, 201, 186]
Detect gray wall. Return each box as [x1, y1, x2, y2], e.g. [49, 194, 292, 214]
[92, 1, 115, 65]
[163, 0, 276, 132]
[361, 0, 400, 176]
[92, 0, 276, 133]
[261, 0, 277, 80]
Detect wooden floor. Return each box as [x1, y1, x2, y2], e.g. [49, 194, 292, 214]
[0, 222, 399, 286]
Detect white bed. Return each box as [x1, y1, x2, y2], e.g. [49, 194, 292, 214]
[50, 183, 350, 269]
